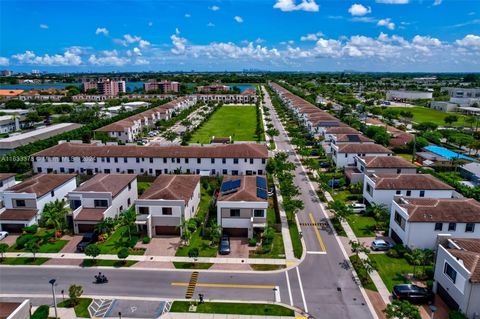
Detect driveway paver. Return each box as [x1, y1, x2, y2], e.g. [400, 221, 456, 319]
[136, 237, 182, 256]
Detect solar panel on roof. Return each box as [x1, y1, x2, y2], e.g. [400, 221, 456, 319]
[349, 135, 360, 142]
[257, 188, 268, 200]
[256, 176, 267, 189]
[221, 180, 233, 192]
[231, 179, 241, 189]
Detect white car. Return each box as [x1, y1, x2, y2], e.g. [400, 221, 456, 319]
[350, 203, 366, 214]
[0, 231, 8, 241]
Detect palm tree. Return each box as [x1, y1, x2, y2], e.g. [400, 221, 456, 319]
[405, 249, 423, 278]
[176, 219, 191, 245]
[118, 209, 136, 241]
[94, 217, 115, 235]
[349, 240, 370, 256]
[42, 200, 69, 238]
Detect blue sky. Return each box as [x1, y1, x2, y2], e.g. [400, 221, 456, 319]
[1, 0, 479, 72]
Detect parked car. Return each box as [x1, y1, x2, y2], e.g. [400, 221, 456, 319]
[0, 231, 8, 241]
[327, 179, 341, 188]
[350, 203, 366, 214]
[218, 235, 230, 255]
[371, 239, 394, 251]
[76, 232, 98, 252]
[319, 161, 331, 168]
[392, 284, 434, 304]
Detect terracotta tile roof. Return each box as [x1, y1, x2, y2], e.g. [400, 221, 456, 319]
[0, 209, 38, 221]
[0, 173, 16, 181]
[6, 174, 76, 197]
[96, 97, 189, 132]
[325, 127, 360, 135]
[0, 90, 24, 96]
[74, 174, 137, 198]
[447, 238, 480, 283]
[140, 175, 200, 203]
[370, 173, 454, 190]
[335, 134, 373, 143]
[74, 208, 105, 221]
[217, 175, 267, 202]
[0, 302, 22, 318]
[34, 142, 268, 159]
[337, 143, 393, 154]
[398, 197, 480, 222]
[365, 118, 385, 125]
[359, 156, 417, 168]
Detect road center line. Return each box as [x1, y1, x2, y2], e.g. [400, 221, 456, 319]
[171, 283, 276, 289]
[309, 213, 327, 252]
[285, 270, 294, 306]
[296, 267, 308, 313]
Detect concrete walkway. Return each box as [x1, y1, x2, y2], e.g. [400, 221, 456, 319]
[4, 252, 286, 265]
[162, 314, 298, 319]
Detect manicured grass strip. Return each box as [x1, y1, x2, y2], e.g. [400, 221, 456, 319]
[170, 301, 294, 316]
[38, 240, 69, 253]
[58, 298, 92, 318]
[368, 254, 411, 292]
[190, 105, 261, 143]
[81, 259, 137, 268]
[376, 106, 472, 127]
[346, 214, 376, 237]
[288, 220, 303, 259]
[96, 226, 144, 255]
[250, 264, 286, 271]
[0, 257, 49, 265]
[349, 255, 377, 291]
[249, 231, 285, 259]
[173, 262, 213, 269]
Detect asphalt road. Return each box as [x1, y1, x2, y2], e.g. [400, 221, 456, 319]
[0, 86, 374, 319]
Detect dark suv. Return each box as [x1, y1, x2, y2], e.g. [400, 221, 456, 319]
[392, 284, 434, 304]
[218, 235, 230, 255]
[76, 232, 98, 252]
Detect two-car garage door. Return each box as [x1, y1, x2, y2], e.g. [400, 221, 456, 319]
[222, 227, 248, 237]
[0, 223, 25, 233]
[155, 226, 180, 236]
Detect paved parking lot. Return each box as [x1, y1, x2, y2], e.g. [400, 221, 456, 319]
[105, 299, 169, 318]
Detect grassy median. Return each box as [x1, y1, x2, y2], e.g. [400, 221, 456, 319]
[170, 301, 294, 316]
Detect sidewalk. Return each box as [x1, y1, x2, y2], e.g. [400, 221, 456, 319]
[3, 252, 286, 266]
[162, 314, 298, 319]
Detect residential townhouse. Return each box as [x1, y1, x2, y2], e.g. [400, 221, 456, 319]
[135, 175, 201, 237]
[68, 174, 138, 233]
[331, 143, 393, 168]
[0, 173, 16, 192]
[323, 127, 361, 141]
[195, 93, 257, 104]
[0, 174, 77, 232]
[324, 134, 374, 155]
[389, 197, 480, 249]
[32, 141, 268, 177]
[95, 97, 195, 143]
[217, 175, 268, 238]
[363, 173, 455, 209]
[433, 238, 480, 318]
[346, 156, 417, 184]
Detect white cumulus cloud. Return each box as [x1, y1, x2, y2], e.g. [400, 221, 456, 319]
[209, 5, 220, 11]
[377, 18, 395, 30]
[0, 57, 9, 66]
[95, 27, 109, 36]
[12, 49, 82, 66]
[40, 24, 49, 29]
[273, 0, 319, 12]
[348, 4, 371, 16]
[375, 0, 409, 3]
[433, 0, 442, 5]
[300, 32, 324, 41]
[171, 29, 187, 55]
[456, 34, 480, 49]
[234, 16, 244, 23]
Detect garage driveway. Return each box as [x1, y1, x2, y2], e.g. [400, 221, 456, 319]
[59, 235, 84, 253]
[1, 234, 19, 246]
[217, 237, 252, 258]
[136, 237, 181, 256]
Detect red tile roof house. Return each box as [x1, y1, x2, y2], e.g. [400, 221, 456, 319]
[0, 173, 16, 192]
[346, 155, 417, 184]
[324, 134, 374, 155]
[216, 175, 268, 238]
[331, 143, 393, 168]
[389, 197, 480, 249]
[433, 237, 480, 318]
[68, 174, 138, 234]
[363, 173, 455, 209]
[0, 174, 77, 233]
[134, 175, 200, 237]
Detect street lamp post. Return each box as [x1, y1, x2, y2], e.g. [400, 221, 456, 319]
[49, 279, 58, 319]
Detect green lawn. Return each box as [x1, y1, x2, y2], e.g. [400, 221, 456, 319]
[0, 257, 49, 265]
[189, 105, 262, 143]
[250, 264, 286, 271]
[172, 262, 213, 269]
[58, 298, 92, 318]
[288, 220, 303, 259]
[397, 153, 414, 162]
[385, 107, 472, 127]
[137, 182, 152, 196]
[8, 228, 68, 253]
[368, 254, 412, 291]
[346, 214, 376, 237]
[249, 231, 285, 259]
[350, 255, 377, 291]
[96, 226, 144, 255]
[81, 259, 137, 267]
[170, 301, 294, 317]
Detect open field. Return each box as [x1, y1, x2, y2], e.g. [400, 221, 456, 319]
[189, 105, 262, 144]
[381, 107, 472, 127]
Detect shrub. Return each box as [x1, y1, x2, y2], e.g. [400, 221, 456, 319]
[449, 310, 468, 319]
[386, 248, 399, 258]
[187, 219, 197, 232]
[15, 234, 36, 249]
[127, 235, 139, 248]
[248, 238, 257, 247]
[142, 236, 151, 244]
[23, 224, 38, 234]
[392, 244, 408, 258]
[31, 305, 49, 319]
[117, 247, 129, 260]
[188, 247, 199, 258]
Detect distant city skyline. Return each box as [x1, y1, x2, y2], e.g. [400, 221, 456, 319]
[1, 0, 479, 72]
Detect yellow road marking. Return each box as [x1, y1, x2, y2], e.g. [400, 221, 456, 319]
[309, 213, 327, 252]
[286, 261, 297, 266]
[171, 282, 275, 289]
